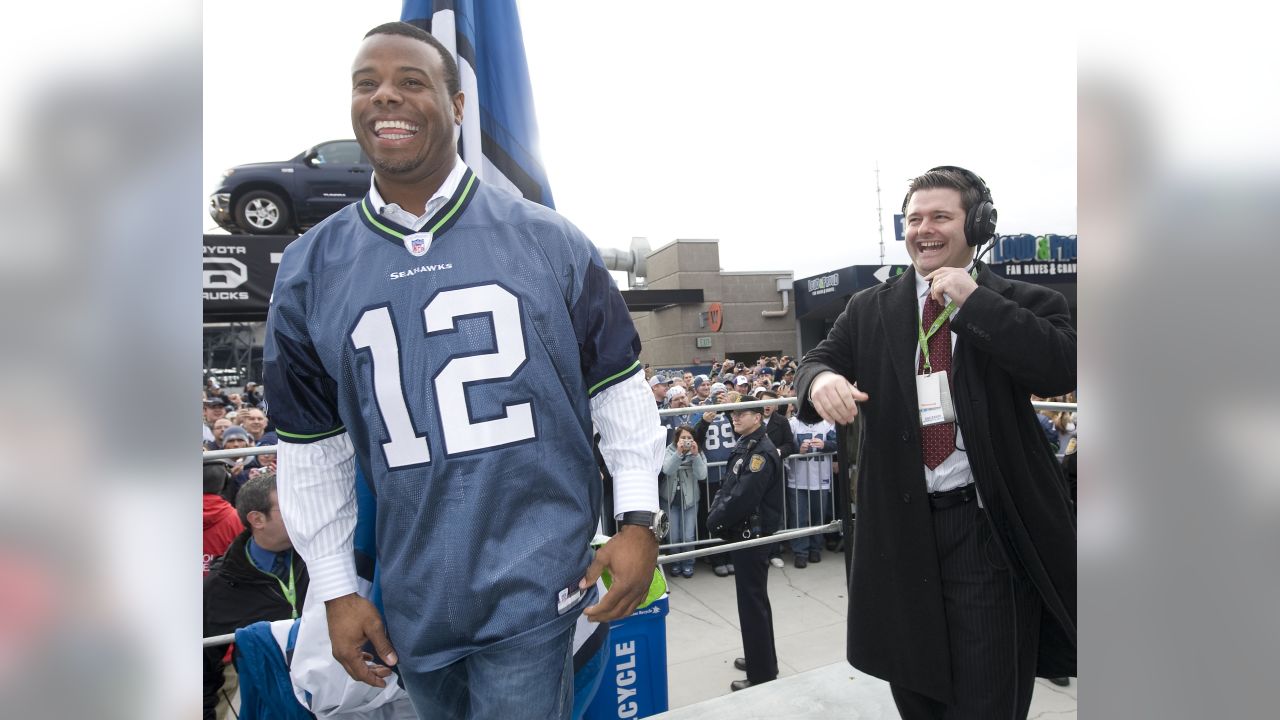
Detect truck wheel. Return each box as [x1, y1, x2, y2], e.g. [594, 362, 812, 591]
[234, 190, 291, 234]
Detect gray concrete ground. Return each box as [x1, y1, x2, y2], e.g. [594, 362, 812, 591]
[215, 544, 1076, 719]
[655, 547, 1077, 717]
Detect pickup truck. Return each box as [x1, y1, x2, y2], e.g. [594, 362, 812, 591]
[209, 139, 371, 234]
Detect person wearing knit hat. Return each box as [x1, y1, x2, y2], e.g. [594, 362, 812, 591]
[221, 426, 253, 448]
[691, 375, 712, 405]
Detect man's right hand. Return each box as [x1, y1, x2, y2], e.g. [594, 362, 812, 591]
[809, 371, 870, 425]
[326, 593, 398, 687]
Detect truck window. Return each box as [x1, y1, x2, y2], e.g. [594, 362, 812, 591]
[314, 141, 363, 166]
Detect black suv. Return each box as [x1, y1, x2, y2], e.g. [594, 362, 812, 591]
[209, 139, 371, 234]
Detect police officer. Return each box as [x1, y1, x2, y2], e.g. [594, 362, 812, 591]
[707, 398, 783, 691]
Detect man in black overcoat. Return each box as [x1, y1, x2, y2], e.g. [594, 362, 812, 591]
[795, 166, 1076, 719]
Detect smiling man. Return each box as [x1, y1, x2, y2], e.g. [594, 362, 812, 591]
[795, 166, 1076, 719]
[263, 22, 664, 720]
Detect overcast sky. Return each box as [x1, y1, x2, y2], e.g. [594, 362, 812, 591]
[203, 0, 1076, 282]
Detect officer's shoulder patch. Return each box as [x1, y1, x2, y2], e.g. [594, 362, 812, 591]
[749, 454, 766, 472]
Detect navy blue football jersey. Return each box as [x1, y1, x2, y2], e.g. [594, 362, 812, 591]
[700, 412, 738, 484]
[264, 169, 642, 673]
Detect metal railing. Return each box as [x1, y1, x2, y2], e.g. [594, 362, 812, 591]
[657, 522, 842, 564]
[200, 396, 1075, 462]
[652, 395, 1073, 561]
[201, 395, 1076, 563]
[656, 397, 839, 570]
[201, 394, 1076, 645]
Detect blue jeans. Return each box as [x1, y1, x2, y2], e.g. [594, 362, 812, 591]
[664, 495, 698, 574]
[787, 487, 830, 554]
[400, 621, 574, 720]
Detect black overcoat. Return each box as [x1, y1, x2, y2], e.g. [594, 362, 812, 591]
[795, 263, 1076, 704]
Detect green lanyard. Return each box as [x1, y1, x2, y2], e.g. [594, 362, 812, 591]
[917, 268, 978, 374]
[247, 545, 299, 619]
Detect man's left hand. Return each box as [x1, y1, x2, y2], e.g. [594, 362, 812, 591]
[925, 266, 979, 307]
[580, 524, 658, 622]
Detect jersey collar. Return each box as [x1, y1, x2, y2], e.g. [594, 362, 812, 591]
[357, 166, 478, 247]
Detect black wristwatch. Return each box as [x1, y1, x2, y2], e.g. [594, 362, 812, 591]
[618, 509, 668, 541]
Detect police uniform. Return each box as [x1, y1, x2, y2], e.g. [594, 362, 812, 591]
[707, 425, 783, 685]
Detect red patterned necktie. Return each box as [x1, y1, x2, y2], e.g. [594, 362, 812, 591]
[919, 295, 955, 469]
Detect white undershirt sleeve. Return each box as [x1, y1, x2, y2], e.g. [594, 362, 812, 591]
[590, 371, 664, 518]
[275, 434, 359, 602]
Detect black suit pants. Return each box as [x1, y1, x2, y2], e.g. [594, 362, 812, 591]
[730, 543, 778, 684]
[890, 499, 1041, 720]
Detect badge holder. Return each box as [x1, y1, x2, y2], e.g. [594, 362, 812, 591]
[915, 285, 969, 428]
[916, 370, 955, 427]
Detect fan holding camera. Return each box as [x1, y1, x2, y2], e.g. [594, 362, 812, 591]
[659, 426, 706, 578]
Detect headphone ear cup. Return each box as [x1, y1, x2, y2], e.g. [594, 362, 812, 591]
[967, 200, 996, 247]
[982, 205, 997, 244]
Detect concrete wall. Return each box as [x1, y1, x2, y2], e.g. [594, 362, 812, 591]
[632, 239, 797, 367]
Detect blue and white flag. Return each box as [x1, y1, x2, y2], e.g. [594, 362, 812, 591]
[401, 0, 555, 208]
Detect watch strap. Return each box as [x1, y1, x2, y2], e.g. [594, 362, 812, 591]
[618, 511, 656, 528]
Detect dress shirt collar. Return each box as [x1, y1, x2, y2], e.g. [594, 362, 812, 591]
[246, 536, 284, 579]
[915, 260, 976, 299]
[368, 155, 466, 229]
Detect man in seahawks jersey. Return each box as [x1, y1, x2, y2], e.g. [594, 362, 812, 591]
[694, 385, 737, 576]
[264, 22, 664, 720]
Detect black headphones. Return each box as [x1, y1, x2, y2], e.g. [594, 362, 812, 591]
[903, 165, 998, 248]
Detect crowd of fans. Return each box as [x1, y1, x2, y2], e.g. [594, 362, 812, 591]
[201, 378, 277, 503]
[202, 381, 282, 579]
[646, 355, 844, 577]
[648, 355, 801, 420]
[201, 376, 304, 719]
[1035, 391, 1078, 458]
[646, 358, 1078, 578]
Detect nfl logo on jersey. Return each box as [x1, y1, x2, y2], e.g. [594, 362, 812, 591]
[404, 232, 432, 257]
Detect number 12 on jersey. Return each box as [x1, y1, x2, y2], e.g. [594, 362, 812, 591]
[350, 283, 535, 468]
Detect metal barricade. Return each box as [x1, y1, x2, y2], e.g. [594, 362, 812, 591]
[650, 396, 1075, 562]
[201, 395, 1076, 645]
[654, 397, 840, 567]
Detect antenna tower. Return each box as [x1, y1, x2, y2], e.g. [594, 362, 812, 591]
[875, 162, 885, 265]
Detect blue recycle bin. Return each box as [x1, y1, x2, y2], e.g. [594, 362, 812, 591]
[584, 595, 669, 719]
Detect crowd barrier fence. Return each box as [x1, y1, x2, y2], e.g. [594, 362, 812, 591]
[201, 395, 1076, 647]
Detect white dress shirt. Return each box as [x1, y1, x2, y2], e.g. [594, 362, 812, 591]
[367, 155, 467, 230]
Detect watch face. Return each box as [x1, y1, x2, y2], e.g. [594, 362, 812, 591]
[654, 509, 669, 541]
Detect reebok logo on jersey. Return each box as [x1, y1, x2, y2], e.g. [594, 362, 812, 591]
[389, 263, 453, 280]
